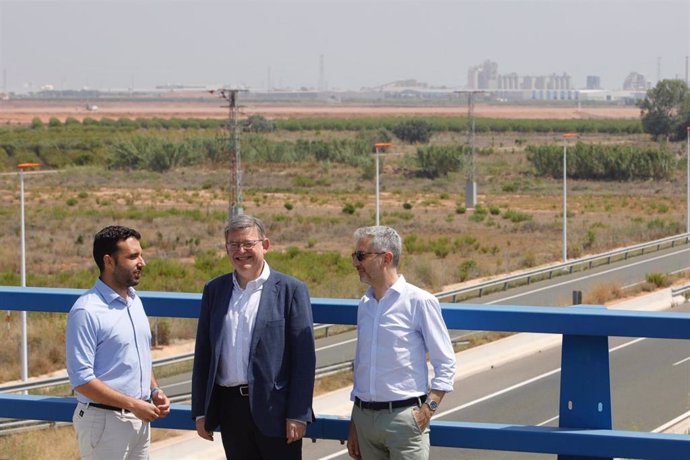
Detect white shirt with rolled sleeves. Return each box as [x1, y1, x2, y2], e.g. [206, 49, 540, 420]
[351, 275, 456, 403]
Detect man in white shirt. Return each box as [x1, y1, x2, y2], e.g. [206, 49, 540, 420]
[347, 226, 456, 460]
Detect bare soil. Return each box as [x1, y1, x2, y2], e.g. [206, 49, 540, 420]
[0, 99, 640, 124]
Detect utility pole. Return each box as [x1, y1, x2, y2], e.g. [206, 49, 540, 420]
[455, 90, 485, 208]
[210, 89, 246, 219]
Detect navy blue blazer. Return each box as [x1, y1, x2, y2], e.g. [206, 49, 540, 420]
[191, 270, 316, 437]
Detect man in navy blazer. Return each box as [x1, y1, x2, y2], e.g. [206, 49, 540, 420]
[192, 214, 316, 459]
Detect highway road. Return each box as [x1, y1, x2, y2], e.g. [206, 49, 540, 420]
[471, 243, 690, 307]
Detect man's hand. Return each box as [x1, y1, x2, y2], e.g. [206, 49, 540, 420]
[195, 417, 214, 441]
[152, 389, 171, 418]
[347, 421, 361, 459]
[130, 399, 161, 423]
[286, 419, 306, 444]
[412, 405, 433, 432]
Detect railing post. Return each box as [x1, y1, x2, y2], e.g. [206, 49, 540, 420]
[558, 304, 612, 460]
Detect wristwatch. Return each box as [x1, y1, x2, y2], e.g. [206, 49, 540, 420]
[424, 399, 439, 412]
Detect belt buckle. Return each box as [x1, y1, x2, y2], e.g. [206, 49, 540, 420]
[239, 385, 249, 397]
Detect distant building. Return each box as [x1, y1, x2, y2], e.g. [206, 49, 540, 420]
[467, 60, 575, 100]
[623, 72, 648, 91]
[586, 76, 601, 90]
[467, 60, 498, 90]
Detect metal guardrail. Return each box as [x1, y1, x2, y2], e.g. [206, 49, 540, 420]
[1, 352, 349, 397]
[0, 352, 196, 395]
[435, 232, 690, 302]
[672, 284, 690, 297]
[0, 292, 690, 459]
[3, 290, 690, 458]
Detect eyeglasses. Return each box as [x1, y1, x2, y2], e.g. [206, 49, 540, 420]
[225, 239, 263, 251]
[351, 251, 385, 262]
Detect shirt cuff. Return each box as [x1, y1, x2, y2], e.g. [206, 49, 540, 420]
[287, 418, 307, 425]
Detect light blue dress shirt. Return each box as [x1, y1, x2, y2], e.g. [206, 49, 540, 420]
[66, 278, 153, 403]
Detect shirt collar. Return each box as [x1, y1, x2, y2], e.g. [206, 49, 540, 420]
[233, 262, 271, 291]
[94, 278, 136, 306]
[366, 274, 405, 300]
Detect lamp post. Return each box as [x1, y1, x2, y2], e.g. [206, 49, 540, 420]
[686, 127, 689, 233]
[17, 162, 40, 383]
[562, 133, 577, 262]
[373, 142, 392, 226]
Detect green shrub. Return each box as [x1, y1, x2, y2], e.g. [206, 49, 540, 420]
[342, 203, 356, 214]
[244, 114, 277, 132]
[457, 260, 477, 281]
[646, 272, 671, 288]
[416, 145, 465, 178]
[502, 209, 532, 223]
[502, 180, 520, 192]
[392, 119, 433, 144]
[430, 238, 451, 258]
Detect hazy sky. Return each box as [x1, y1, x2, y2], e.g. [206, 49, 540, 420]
[0, 0, 688, 93]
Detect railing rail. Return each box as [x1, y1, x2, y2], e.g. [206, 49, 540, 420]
[2, 287, 690, 459]
[672, 284, 690, 297]
[435, 232, 690, 301]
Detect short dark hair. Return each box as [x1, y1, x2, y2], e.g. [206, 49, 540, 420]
[93, 225, 141, 274]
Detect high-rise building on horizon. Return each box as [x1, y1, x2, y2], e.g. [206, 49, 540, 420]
[586, 76, 601, 90]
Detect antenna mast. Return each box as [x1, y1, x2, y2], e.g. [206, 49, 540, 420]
[211, 88, 246, 219]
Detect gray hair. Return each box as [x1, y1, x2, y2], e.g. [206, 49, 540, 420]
[224, 214, 266, 240]
[353, 226, 402, 267]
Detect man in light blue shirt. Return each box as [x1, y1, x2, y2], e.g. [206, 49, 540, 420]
[66, 225, 170, 459]
[347, 226, 456, 460]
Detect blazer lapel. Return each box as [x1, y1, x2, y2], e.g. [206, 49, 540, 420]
[211, 275, 234, 352]
[249, 274, 279, 356]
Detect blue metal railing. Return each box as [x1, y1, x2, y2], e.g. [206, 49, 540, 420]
[2, 286, 690, 459]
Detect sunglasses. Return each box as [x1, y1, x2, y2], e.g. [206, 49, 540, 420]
[351, 251, 385, 262]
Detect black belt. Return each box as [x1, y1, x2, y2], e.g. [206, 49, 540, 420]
[355, 395, 426, 411]
[89, 403, 130, 413]
[88, 399, 152, 413]
[219, 384, 249, 397]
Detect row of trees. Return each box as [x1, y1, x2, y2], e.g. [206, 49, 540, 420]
[17, 113, 645, 136]
[526, 143, 675, 181]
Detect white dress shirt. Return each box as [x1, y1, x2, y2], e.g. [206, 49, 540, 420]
[351, 275, 456, 402]
[216, 263, 271, 387]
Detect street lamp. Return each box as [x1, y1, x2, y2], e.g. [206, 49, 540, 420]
[373, 142, 392, 226]
[17, 162, 40, 383]
[562, 133, 577, 262]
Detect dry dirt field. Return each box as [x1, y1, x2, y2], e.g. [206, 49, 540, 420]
[0, 98, 641, 124]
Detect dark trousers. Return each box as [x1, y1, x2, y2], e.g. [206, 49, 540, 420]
[217, 385, 302, 460]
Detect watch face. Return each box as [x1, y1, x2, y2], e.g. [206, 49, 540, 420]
[426, 400, 438, 411]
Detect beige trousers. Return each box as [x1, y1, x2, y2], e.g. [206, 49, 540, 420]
[72, 402, 150, 460]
